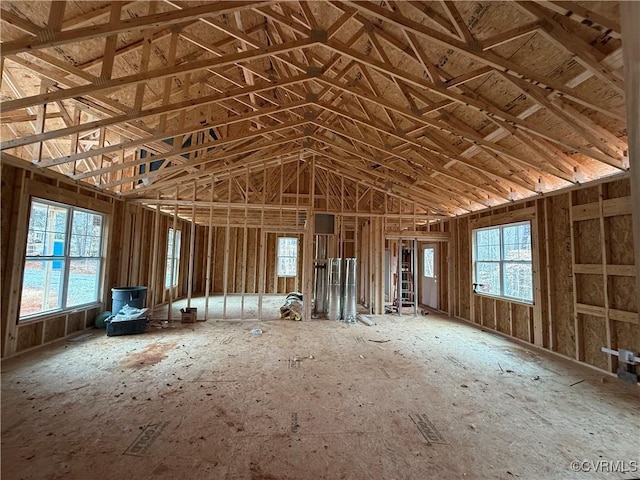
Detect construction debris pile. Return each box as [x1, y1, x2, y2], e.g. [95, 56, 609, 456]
[280, 292, 303, 321]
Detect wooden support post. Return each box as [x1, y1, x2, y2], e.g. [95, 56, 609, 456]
[128, 206, 138, 284]
[376, 217, 385, 315]
[150, 196, 161, 309]
[469, 219, 475, 324]
[138, 206, 145, 286]
[598, 185, 613, 372]
[354, 216, 360, 305]
[303, 216, 315, 321]
[447, 238, 453, 316]
[397, 202, 403, 316]
[325, 168, 330, 211]
[340, 192, 345, 260]
[413, 238, 418, 316]
[532, 199, 545, 347]
[258, 230, 266, 319]
[569, 192, 584, 361]
[361, 222, 368, 309]
[368, 218, 374, 314]
[543, 198, 555, 350]
[340, 176, 345, 258]
[187, 180, 197, 310]
[258, 164, 267, 319]
[241, 171, 249, 318]
[397, 237, 402, 316]
[302, 156, 316, 322]
[456, 219, 461, 318]
[621, 1, 640, 308]
[493, 298, 498, 331]
[119, 203, 132, 287]
[276, 161, 284, 294]
[371, 217, 376, 313]
[367, 219, 372, 313]
[3, 170, 27, 357]
[508, 302, 514, 337]
[295, 158, 300, 293]
[370, 186, 374, 214]
[449, 222, 455, 317]
[204, 178, 214, 321]
[169, 188, 179, 322]
[223, 179, 231, 319]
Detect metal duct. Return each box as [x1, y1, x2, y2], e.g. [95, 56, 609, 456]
[343, 258, 357, 322]
[327, 258, 342, 321]
[313, 236, 328, 314]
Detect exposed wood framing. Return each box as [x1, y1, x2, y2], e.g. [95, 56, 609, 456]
[0, 1, 635, 365]
[620, 1, 640, 305]
[450, 174, 637, 376]
[0, 0, 626, 217]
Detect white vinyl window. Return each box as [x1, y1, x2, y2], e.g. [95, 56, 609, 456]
[473, 221, 533, 303]
[165, 228, 181, 288]
[423, 247, 435, 278]
[277, 237, 298, 277]
[20, 199, 104, 319]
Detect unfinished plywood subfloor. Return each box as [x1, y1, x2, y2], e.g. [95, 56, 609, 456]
[1, 313, 638, 480]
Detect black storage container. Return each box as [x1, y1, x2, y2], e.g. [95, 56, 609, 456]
[106, 317, 148, 336]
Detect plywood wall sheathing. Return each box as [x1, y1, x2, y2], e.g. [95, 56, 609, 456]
[450, 175, 638, 376]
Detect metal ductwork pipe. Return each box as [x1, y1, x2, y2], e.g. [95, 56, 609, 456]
[313, 236, 328, 315]
[342, 258, 357, 322]
[327, 258, 342, 321]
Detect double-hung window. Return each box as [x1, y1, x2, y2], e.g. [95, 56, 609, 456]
[473, 221, 533, 303]
[21, 199, 104, 319]
[277, 237, 298, 277]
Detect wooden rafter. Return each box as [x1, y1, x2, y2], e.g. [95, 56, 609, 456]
[0, 0, 627, 217]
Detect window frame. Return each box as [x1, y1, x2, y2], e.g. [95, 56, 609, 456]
[20, 198, 105, 321]
[165, 228, 182, 288]
[423, 247, 435, 278]
[472, 221, 533, 304]
[276, 236, 298, 278]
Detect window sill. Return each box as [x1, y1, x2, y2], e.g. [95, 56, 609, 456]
[18, 302, 103, 324]
[473, 292, 533, 307]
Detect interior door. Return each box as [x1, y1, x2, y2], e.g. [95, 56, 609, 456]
[421, 244, 438, 309]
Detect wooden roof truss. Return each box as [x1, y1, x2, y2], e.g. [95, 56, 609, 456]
[0, 0, 628, 219]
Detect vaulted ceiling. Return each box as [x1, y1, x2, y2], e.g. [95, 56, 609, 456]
[0, 1, 628, 218]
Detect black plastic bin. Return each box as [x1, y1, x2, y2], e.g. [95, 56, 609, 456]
[106, 316, 148, 336]
[111, 286, 147, 315]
